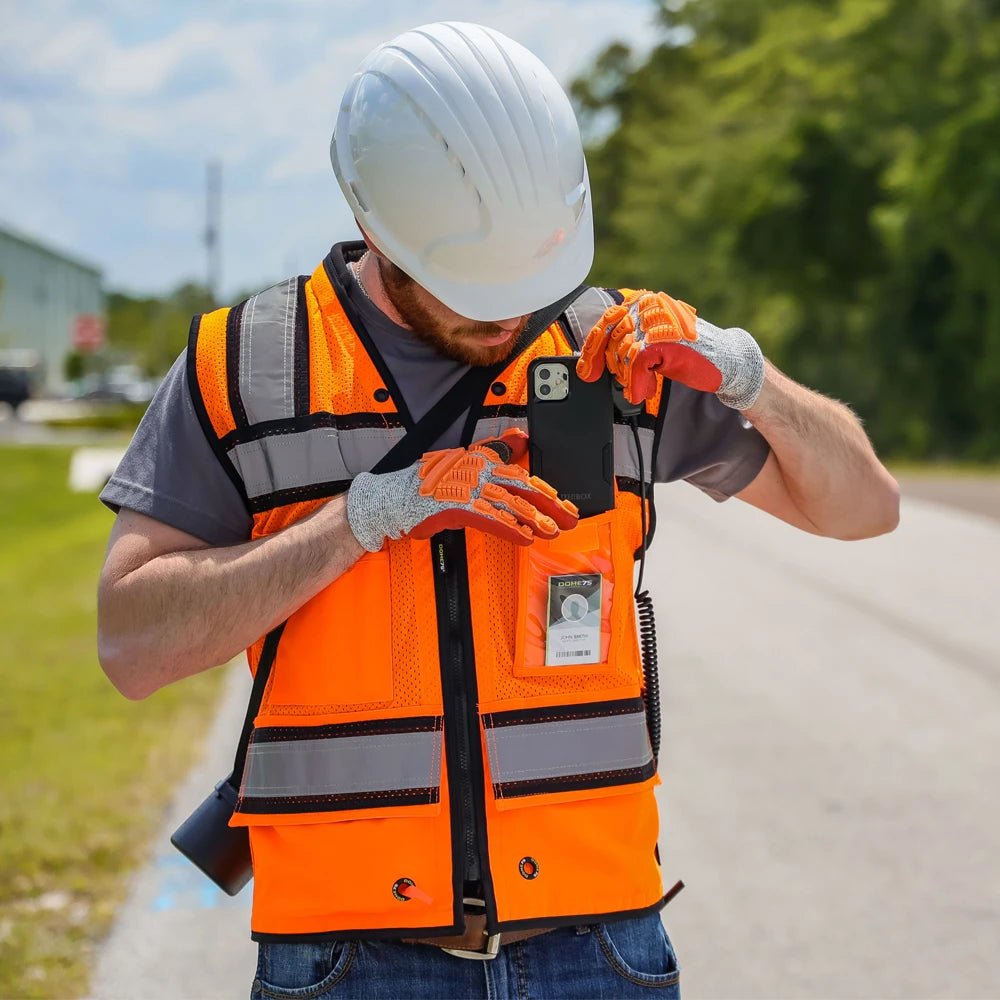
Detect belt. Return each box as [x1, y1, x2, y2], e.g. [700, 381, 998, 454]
[402, 898, 555, 960]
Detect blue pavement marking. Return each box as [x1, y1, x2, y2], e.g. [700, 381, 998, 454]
[151, 852, 249, 912]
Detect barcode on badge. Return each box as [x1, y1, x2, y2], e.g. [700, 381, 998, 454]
[554, 650, 592, 658]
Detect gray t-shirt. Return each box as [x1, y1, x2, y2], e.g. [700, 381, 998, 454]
[100, 275, 770, 545]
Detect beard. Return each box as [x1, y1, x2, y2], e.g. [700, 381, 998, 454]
[379, 258, 528, 367]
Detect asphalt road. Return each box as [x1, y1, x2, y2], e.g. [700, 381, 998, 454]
[89, 484, 1000, 999]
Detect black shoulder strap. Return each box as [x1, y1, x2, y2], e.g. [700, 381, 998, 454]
[371, 282, 589, 474]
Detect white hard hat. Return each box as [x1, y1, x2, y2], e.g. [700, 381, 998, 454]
[331, 21, 594, 322]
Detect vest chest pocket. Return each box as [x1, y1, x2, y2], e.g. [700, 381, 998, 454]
[266, 549, 394, 709]
[513, 511, 619, 678]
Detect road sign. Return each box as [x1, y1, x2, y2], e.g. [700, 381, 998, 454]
[72, 314, 105, 352]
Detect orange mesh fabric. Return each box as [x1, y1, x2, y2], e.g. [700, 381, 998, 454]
[387, 538, 444, 709]
[487, 323, 565, 406]
[256, 536, 442, 720]
[193, 307, 236, 439]
[251, 499, 327, 541]
[307, 264, 397, 417]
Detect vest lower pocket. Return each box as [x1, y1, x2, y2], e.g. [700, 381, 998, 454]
[485, 781, 664, 925]
[480, 697, 662, 925]
[231, 712, 455, 935]
[266, 549, 394, 708]
[239, 800, 455, 934]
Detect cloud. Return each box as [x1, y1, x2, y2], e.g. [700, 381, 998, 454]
[0, 0, 662, 300]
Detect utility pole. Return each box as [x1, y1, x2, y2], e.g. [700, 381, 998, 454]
[205, 160, 222, 304]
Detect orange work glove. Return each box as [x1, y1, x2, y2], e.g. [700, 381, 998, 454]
[576, 290, 765, 409]
[346, 428, 579, 550]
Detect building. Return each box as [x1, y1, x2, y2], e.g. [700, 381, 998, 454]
[0, 222, 104, 393]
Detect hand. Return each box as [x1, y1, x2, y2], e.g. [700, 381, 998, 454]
[346, 428, 579, 552]
[576, 290, 765, 410]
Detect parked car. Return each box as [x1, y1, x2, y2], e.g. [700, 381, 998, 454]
[0, 350, 42, 414]
[75, 365, 158, 405]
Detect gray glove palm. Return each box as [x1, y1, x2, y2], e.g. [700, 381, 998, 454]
[346, 428, 579, 552]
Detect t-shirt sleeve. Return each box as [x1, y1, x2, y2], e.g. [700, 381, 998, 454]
[99, 351, 253, 545]
[653, 380, 771, 501]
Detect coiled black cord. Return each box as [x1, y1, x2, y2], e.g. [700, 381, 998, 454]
[628, 417, 661, 762]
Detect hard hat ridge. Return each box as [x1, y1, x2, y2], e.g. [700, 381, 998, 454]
[331, 21, 594, 321]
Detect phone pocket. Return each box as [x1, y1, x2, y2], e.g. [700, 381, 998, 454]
[514, 511, 617, 677]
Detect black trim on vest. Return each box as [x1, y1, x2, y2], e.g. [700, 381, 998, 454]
[230, 623, 286, 789]
[492, 885, 684, 934]
[322, 243, 415, 430]
[251, 921, 465, 944]
[493, 760, 657, 800]
[236, 786, 440, 815]
[452, 534, 499, 931]
[483, 697, 646, 729]
[556, 315, 578, 352]
[613, 410, 657, 432]
[459, 386, 495, 445]
[218, 410, 405, 452]
[293, 275, 310, 418]
[186, 315, 251, 511]
[225, 299, 250, 431]
[248, 887, 683, 944]
[603, 287, 625, 305]
[247, 479, 352, 515]
[616, 476, 642, 497]
[431, 531, 497, 934]
[475, 403, 527, 423]
[250, 715, 441, 743]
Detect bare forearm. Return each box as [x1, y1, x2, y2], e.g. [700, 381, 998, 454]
[743, 362, 899, 539]
[98, 498, 364, 698]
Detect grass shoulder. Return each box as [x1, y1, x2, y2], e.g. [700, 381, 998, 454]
[0, 446, 225, 998]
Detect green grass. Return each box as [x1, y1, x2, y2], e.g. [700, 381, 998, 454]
[887, 459, 1000, 478]
[0, 447, 225, 998]
[43, 402, 147, 432]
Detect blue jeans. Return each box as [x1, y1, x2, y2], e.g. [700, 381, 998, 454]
[250, 913, 680, 999]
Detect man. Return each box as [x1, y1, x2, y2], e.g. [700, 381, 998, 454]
[97, 21, 898, 1000]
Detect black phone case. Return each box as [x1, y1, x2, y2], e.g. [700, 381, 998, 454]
[527, 358, 614, 517]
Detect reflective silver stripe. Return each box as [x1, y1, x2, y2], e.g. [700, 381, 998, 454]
[563, 287, 615, 349]
[471, 418, 653, 484]
[227, 425, 407, 499]
[485, 710, 652, 788]
[242, 729, 442, 798]
[613, 423, 655, 484]
[239, 278, 298, 425]
[470, 415, 526, 444]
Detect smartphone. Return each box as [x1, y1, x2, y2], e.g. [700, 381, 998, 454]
[527, 356, 614, 517]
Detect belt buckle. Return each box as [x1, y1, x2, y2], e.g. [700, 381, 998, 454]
[441, 898, 501, 961]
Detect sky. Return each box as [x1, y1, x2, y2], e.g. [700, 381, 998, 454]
[0, 0, 661, 301]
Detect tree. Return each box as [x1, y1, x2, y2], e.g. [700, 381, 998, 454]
[106, 283, 215, 376]
[575, 0, 1000, 458]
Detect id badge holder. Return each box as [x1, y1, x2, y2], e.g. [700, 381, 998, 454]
[514, 512, 615, 676]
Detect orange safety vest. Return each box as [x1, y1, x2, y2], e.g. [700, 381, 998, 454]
[188, 242, 671, 941]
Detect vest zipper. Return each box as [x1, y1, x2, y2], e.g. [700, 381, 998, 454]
[433, 532, 494, 912]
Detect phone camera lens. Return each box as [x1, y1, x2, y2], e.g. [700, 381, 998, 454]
[539, 384, 552, 396]
[539, 368, 550, 380]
